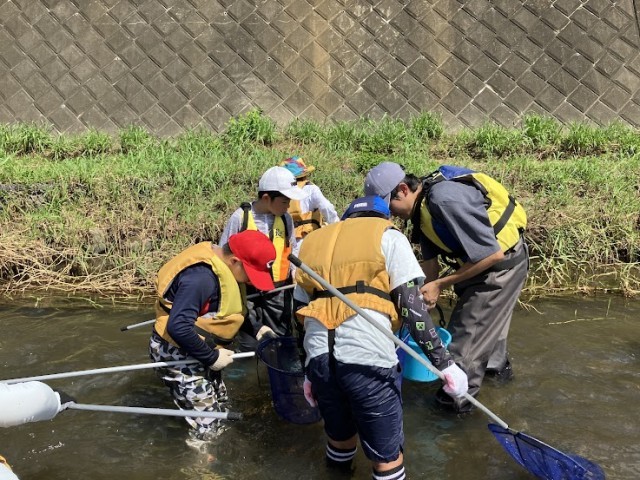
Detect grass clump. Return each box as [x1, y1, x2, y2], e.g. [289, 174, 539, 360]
[0, 109, 638, 298]
[0, 123, 53, 155]
[223, 108, 278, 147]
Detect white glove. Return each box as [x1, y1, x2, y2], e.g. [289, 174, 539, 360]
[54, 390, 76, 412]
[303, 376, 317, 407]
[441, 363, 468, 398]
[210, 348, 235, 371]
[256, 325, 276, 342]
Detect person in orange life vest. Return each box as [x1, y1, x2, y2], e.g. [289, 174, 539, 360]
[149, 230, 276, 439]
[279, 156, 339, 241]
[280, 156, 340, 348]
[219, 166, 308, 352]
[295, 196, 468, 480]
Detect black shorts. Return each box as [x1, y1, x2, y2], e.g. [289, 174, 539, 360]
[307, 354, 404, 463]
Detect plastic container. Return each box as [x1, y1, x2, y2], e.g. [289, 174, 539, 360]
[256, 336, 322, 424]
[397, 327, 452, 382]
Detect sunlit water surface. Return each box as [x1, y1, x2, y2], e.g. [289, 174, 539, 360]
[0, 296, 638, 480]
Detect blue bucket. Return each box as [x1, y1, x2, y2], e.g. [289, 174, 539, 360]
[397, 327, 452, 382]
[256, 336, 322, 424]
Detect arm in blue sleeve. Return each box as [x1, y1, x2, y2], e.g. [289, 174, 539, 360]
[166, 265, 219, 367]
[390, 277, 454, 370]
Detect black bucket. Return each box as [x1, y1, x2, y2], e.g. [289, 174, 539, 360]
[256, 336, 322, 425]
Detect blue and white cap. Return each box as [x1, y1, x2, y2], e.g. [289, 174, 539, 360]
[341, 195, 391, 220]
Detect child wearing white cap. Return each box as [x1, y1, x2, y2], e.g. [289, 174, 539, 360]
[219, 166, 309, 351]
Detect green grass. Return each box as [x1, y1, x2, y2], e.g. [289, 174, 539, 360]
[0, 110, 638, 298]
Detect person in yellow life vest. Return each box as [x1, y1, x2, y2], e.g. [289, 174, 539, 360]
[149, 230, 276, 440]
[364, 162, 529, 414]
[295, 195, 467, 480]
[219, 166, 308, 352]
[279, 156, 339, 241]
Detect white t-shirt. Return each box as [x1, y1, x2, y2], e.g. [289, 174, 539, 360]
[297, 184, 340, 224]
[302, 228, 424, 368]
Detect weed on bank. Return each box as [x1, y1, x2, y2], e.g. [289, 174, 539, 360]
[0, 111, 638, 298]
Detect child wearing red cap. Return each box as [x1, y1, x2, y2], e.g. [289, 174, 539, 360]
[149, 230, 276, 439]
[219, 166, 308, 352]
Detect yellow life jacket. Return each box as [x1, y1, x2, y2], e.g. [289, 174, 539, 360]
[154, 242, 245, 347]
[240, 203, 291, 284]
[289, 180, 323, 240]
[295, 217, 401, 331]
[415, 166, 527, 266]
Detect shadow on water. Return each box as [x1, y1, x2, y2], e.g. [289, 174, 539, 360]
[0, 296, 638, 479]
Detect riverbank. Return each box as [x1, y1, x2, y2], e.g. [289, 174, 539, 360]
[1, 111, 638, 299]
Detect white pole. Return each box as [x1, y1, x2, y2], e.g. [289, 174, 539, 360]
[289, 254, 509, 429]
[1, 352, 255, 384]
[67, 403, 242, 420]
[120, 284, 297, 331]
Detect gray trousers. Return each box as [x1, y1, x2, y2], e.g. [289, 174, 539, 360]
[448, 239, 529, 409]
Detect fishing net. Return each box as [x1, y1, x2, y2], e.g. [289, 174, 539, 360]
[488, 424, 605, 480]
[256, 336, 321, 425]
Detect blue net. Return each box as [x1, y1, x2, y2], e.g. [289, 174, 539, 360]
[488, 424, 605, 480]
[256, 336, 321, 425]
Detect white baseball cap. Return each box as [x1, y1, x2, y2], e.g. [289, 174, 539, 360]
[258, 166, 309, 200]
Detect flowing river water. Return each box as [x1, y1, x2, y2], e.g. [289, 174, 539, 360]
[0, 296, 638, 480]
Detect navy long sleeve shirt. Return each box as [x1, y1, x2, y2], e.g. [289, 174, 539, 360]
[164, 263, 222, 366]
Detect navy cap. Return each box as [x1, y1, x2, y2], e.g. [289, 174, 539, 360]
[341, 195, 391, 220]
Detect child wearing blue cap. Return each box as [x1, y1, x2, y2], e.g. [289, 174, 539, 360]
[294, 195, 468, 480]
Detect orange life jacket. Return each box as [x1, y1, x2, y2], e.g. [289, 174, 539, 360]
[295, 217, 400, 331]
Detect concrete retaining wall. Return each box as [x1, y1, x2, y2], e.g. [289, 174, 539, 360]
[1, 0, 639, 135]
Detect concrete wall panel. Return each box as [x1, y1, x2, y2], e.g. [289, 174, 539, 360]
[0, 0, 639, 134]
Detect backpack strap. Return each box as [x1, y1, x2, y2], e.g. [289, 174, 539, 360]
[240, 202, 251, 232]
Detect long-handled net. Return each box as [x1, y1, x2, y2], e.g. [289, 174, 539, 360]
[488, 424, 605, 479]
[290, 254, 606, 480]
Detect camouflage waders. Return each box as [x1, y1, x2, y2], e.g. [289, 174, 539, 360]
[149, 333, 229, 439]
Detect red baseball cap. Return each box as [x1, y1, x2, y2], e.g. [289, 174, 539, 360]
[228, 230, 276, 291]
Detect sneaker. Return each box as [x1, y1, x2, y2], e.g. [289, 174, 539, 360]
[485, 359, 513, 383]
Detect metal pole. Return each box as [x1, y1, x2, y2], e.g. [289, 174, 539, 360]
[67, 403, 243, 420]
[1, 352, 255, 384]
[120, 284, 297, 331]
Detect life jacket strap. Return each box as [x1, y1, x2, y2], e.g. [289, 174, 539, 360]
[328, 328, 336, 373]
[295, 218, 321, 228]
[158, 301, 171, 315]
[312, 280, 390, 301]
[492, 194, 516, 237]
[194, 326, 234, 347]
[240, 202, 252, 231]
[486, 238, 527, 272]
